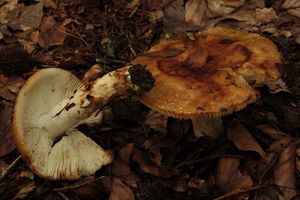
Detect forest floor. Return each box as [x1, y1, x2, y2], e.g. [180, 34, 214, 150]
[0, 0, 299, 199]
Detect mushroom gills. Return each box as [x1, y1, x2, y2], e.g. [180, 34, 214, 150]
[192, 117, 224, 138]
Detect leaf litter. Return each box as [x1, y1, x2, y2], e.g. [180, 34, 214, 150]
[0, 0, 299, 199]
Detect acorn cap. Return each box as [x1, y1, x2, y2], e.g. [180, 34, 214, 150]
[12, 68, 113, 180]
[133, 27, 283, 119]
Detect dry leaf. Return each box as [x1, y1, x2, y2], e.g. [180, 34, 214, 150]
[214, 157, 253, 193]
[37, 16, 67, 48]
[13, 2, 43, 29]
[0, 74, 25, 101]
[255, 124, 287, 140]
[227, 122, 266, 158]
[185, 0, 207, 27]
[112, 143, 134, 176]
[0, 0, 18, 22]
[282, 0, 300, 18]
[274, 142, 297, 200]
[143, 110, 168, 133]
[109, 178, 135, 200]
[207, 0, 245, 17]
[131, 147, 174, 178]
[0, 100, 16, 157]
[0, 159, 9, 176]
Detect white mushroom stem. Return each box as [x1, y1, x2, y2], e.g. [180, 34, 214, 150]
[38, 66, 150, 140]
[192, 117, 224, 138]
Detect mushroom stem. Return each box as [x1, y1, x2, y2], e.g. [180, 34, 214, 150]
[192, 117, 224, 138]
[39, 65, 154, 139]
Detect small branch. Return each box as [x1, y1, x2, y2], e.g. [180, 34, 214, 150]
[0, 155, 22, 181]
[53, 176, 105, 191]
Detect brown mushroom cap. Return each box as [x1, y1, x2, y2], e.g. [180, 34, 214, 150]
[133, 27, 283, 119]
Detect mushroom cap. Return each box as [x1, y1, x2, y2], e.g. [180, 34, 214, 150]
[13, 68, 113, 180]
[133, 27, 282, 119]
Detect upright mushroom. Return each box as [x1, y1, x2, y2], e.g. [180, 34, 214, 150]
[13, 65, 154, 180]
[132, 27, 287, 138]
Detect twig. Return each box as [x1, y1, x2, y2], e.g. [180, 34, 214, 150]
[57, 191, 70, 200]
[176, 154, 244, 168]
[0, 155, 22, 181]
[213, 185, 269, 200]
[53, 176, 105, 191]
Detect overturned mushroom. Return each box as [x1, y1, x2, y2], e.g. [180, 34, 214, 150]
[132, 27, 287, 138]
[13, 65, 154, 180]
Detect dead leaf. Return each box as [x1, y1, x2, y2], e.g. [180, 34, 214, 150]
[282, 0, 300, 18]
[213, 157, 253, 193]
[185, 0, 207, 27]
[131, 147, 174, 178]
[112, 143, 134, 176]
[36, 16, 67, 48]
[0, 74, 25, 101]
[143, 110, 168, 133]
[109, 178, 135, 200]
[274, 142, 297, 200]
[227, 122, 266, 158]
[7, 2, 44, 30]
[0, 159, 9, 176]
[255, 124, 288, 140]
[0, 100, 16, 157]
[207, 0, 245, 17]
[0, 0, 18, 22]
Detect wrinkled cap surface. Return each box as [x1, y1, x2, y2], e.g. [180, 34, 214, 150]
[13, 68, 113, 180]
[133, 27, 283, 118]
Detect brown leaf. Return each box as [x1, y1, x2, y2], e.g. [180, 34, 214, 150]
[37, 16, 67, 48]
[109, 178, 135, 200]
[0, 0, 18, 22]
[10, 2, 43, 29]
[131, 147, 174, 178]
[274, 141, 298, 200]
[227, 122, 266, 158]
[214, 157, 253, 193]
[185, 0, 207, 27]
[207, 0, 245, 17]
[255, 124, 287, 140]
[0, 100, 16, 157]
[282, 0, 300, 18]
[143, 110, 168, 133]
[0, 74, 25, 101]
[111, 143, 134, 176]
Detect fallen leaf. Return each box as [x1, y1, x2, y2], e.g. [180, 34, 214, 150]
[213, 157, 253, 193]
[109, 178, 135, 200]
[131, 147, 174, 178]
[37, 16, 67, 48]
[282, 0, 300, 18]
[0, 100, 16, 157]
[227, 122, 266, 158]
[0, 74, 25, 101]
[207, 0, 245, 17]
[111, 143, 134, 176]
[0, 159, 9, 176]
[255, 124, 287, 140]
[143, 110, 168, 133]
[0, 178, 36, 200]
[0, 0, 18, 22]
[185, 0, 207, 27]
[274, 141, 297, 200]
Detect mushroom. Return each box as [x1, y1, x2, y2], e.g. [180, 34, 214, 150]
[13, 65, 154, 180]
[132, 27, 287, 138]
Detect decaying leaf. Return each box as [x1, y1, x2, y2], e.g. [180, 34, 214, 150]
[273, 141, 297, 200]
[207, 0, 245, 17]
[7, 2, 43, 30]
[0, 178, 36, 200]
[109, 178, 135, 200]
[227, 122, 266, 158]
[0, 74, 25, 101]
[0, 100, 16, 157]
[282, 0, 300, 18]
[185, 0, 207, 27]
[255, 124, 287, 140]
[143, 110, 168, 133]
[0, 0, 18, 22]
[35, 16, 67, 48]
[212, 157, 253, 194]
[131, 147, 174, 178]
